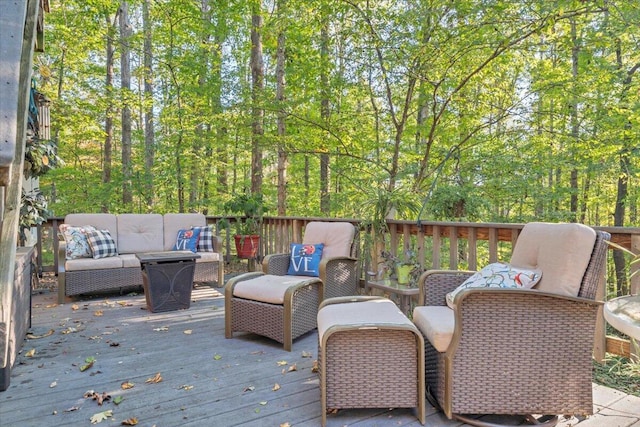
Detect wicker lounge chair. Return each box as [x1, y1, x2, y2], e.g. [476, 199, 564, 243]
[225, 222, 359, 351]
[412, 222, 610, 427]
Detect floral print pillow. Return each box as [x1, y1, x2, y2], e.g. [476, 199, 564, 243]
[59, 224, 96, 259]
[446, 262, 542, 309]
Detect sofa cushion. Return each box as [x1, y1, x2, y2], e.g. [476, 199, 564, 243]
[302, 222, 354, 259]
[59, 224, 95, 259]
[85, 229, 118, 259]
[412, 306, 455, 353]
[65, 256, 123, 271]
[510, 222, 596, 297]
[120, 254, 141, 268]
[287, 243, 324, 277]
[232, 275, 316, 305]
[64, 214, 118, 247]
[117, 214, 164, 254]
[163, 213, 206, 251]
[195, 252, 220, 263]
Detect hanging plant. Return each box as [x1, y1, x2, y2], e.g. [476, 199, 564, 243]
[19, 188, 51, 243]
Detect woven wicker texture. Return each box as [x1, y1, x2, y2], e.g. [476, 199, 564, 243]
[227, 278, 321, 348]
[322, 328, 420, 409]
[64, 267, 143, 296]
[418, 229, 610, 420]
[226, 223, 359, 351]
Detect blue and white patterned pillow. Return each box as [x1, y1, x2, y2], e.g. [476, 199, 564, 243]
[287, 243, 324, 277]
[84, 229, 118, 259]
[192, 225, 214, 252]
[445, 262, 542, 309]
[173, 228, 201, 253]
[59, 224, 96, 259]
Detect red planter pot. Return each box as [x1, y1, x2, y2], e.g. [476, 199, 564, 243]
[234, 235, 260, 259]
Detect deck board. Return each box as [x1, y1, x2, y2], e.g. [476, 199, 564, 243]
[1, 286, 638, 427]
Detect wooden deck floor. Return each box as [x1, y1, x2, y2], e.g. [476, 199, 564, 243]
[1, 286, 639, 427]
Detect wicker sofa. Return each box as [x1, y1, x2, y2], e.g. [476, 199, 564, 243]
[57, 213, 223, 303]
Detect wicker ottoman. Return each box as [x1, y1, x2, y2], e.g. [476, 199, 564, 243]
[317, 296, 425, 426]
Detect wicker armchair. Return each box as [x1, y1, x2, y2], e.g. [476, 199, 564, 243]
[412, 222, 610, 427]
[225, 222, 359, 351]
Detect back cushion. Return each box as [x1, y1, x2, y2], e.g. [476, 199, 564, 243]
[64, 213, 118, 247]
[510, 222, 596, 297]
[302, 222, 355, 259]
[117, 214, 164, 254]
[163, 213, 206, 251]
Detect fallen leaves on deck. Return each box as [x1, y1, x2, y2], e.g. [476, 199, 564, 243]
[90, 409, 113, 424]
[84, 390, 111, 405]
[26, 329, 54, 339]
[80, 356, 96, 372]
[121, 417, 138, 425]
[272, 383, 280, 391]
[121, 381, 135, 390]
[25, 348, 36, 357]
[145, 372, 162, 384]
[153, 326, 169, 332]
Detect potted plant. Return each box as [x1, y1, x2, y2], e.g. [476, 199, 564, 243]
[223, 193, 266, 259]
[380, 249, 421, 286]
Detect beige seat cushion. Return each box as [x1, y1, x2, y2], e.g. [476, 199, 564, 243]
[317, 298, 411, 342]
[412, 306, 455, 353]
[65, 256, 123, 272]
[163, 213, 206, 251]
[510, 222, 596, 297]
[303, 222, 354, 259]
[233, 275, 318, 305]
[195, 251, 220, 263]
[117, 214, 164, 254]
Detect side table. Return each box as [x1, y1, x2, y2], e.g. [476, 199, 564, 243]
[365, 278, 419, 316]
[604, 295, 640, 361]
[136, 251, 201, 312]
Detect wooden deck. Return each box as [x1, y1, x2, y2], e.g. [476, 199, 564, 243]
[1, 286, 639, 427]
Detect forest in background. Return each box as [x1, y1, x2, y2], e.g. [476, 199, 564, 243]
[32, 0, 639, 228]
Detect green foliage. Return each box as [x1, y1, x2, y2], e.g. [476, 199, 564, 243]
[36, 0, 640, 228]
[19, 189, 51, 242]
[223, 193, 267, 235]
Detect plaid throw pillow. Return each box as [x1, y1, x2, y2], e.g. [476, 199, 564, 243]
[192, 225, 214, 252]
[84, 229, 118, 259]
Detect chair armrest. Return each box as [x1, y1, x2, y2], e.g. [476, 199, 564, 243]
[319, 256, 359, 299]
[449, 287, 602, 367]
[212, 235, 223, 254]
[417, 270, 474, 306]
[262, 253, 291, 275]
[57, 241, 67, 274]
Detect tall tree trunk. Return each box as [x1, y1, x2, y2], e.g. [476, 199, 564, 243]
[569, 19, 579, 222]
[142, 0, 154, 211]
[191, 0, 211, 211]
[103, 13, 116, 213]
[250, 1, 264, 196]
[319, 18, 330, 214]
[276, 0, 287, 215]
[612, 33, 640, 295]
[119, 1, 132, 207]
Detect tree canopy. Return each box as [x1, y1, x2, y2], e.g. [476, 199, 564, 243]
[36, 0, 639, 227]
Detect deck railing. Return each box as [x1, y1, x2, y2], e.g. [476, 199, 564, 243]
[37, 216, 640, 293]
